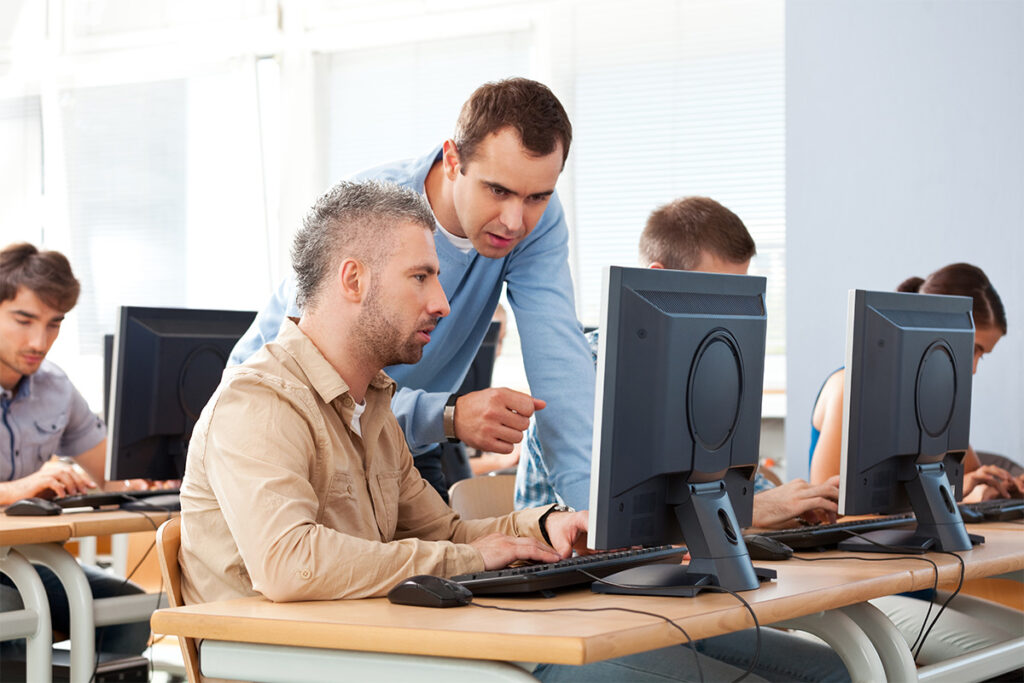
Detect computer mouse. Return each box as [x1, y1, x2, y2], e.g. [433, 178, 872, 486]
[387, 575, 473, 608]
[4, 497, 63, 516]
[744, 535, 793, 561]
[957, 505, 984, 523]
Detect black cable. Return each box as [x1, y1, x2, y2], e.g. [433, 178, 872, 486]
[685, 584, 761, 683]
[913, 550, 965, 661]
[87, 499, 172, 683]
[121, 499, 175, 681]
[790, 531, 954, 661]
[470, 601, 706, 683]
[576, 570, 764, 683]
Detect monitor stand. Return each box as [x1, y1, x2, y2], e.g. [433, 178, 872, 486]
[839, 462, 983, 554]
[592, 480, 776, 597]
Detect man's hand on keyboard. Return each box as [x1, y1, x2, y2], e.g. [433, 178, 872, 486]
[543, 509, 591, 558]
[470, 533, 561, 570]
[751, 476, 839, 529]
[21, 460, 96, 501]
[963, 465, 1022, 502]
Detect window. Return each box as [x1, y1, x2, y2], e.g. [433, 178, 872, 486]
[569, 0, 785, 362]
[0, 95, 42, 244]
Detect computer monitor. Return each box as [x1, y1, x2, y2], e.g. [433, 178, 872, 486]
[106, 306, 256, 481]
[838, 289, 978, 553]
[588, 266, 773, 596]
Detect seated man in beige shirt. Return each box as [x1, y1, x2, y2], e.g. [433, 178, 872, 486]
[178, 180, 589, 605]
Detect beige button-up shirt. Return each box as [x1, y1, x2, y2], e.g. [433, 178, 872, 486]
[179, 318, 546, 605]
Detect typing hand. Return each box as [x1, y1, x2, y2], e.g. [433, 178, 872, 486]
[22, 460, 96, 500]
[543, 509, 591, 558]
[454, 388, 546, 453]
[751, 476, 839, 529]
[963, 465, 1016, 501]
[469, 533, 561, 571]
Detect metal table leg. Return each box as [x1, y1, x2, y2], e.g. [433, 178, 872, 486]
[841, 601, 918, 682]
[19, 543, 94, 683]
[773, 608, 887, 683]
[0, 546, 53, 683]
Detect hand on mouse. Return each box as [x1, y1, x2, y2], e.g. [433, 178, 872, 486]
[751, 476, 839, 529]
[468, 532, 561, 570]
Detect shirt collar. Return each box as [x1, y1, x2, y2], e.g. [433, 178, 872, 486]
[2, 373, 33, 402]
[275, 318, 395, 405]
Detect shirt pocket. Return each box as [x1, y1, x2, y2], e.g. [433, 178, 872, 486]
[369, 471, 401, 542]
[322, 470, 361, 528]
[34, 413, 69, 465]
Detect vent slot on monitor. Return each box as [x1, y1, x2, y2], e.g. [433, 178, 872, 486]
[635, 290, 764, 316]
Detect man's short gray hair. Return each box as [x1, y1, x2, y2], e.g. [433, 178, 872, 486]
[292, 180, 435, 310]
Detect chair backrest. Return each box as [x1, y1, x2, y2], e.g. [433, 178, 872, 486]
[156, 517, 200, 683]
[448, 474, 516, 520]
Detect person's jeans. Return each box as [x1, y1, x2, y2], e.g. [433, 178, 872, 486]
[414, 445, 451, 503]
[0, 562, 152, 659]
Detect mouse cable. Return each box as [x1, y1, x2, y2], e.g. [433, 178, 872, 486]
[790, 533, 944, 660]
[90, 500, 173, 683]
[912, 549, 965, 661]
[581, 569, 763, 683]
[470, 599, 706, 683]
[830, 528, 968, 657]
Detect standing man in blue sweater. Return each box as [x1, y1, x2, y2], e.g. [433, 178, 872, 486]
[230, 78, 594, 507]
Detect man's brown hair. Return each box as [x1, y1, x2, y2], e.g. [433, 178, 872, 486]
[638, 197, 756, 271]
[453, 78, 572, 167]
[0, 242, 81, 313]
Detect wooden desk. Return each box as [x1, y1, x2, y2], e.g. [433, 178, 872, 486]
[150, 527, 1020, 682]
[0, 509, 174, 683]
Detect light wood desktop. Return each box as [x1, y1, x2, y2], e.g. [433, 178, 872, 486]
[0, 508, 175, 683]
[151, 525, 1023, 682]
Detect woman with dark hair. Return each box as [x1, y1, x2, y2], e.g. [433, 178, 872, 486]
[808, 262, 1020, 500]
[805, 263, 1021, 666]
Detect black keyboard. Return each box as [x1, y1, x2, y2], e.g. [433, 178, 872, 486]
[55, 488, 180, 510]
[960, 498, 1024, 521]
[451, 545, 687, 595]
[758, 514, 916, 550]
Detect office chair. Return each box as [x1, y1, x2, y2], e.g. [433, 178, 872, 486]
[156, 518, 200, 683]
[448, 474, 516, 520]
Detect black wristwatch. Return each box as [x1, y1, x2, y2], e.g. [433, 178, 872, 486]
[443, 393, 460, 444]
[539, 503, 574, 545]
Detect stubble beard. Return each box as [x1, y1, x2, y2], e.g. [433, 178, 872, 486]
[354, 286, 425, 369]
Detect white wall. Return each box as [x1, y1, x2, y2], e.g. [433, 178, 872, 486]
[786, 0, 1024, 478]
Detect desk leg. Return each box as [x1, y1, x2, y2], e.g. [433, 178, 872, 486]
[18, 543, 95, 683]
[0, 546, 53, 683]
[840, 602, 918, 682]
[773, 609, 886, 683]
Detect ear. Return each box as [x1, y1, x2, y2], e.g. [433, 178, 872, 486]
[338, 258, 368, 303]
[441, 139, 462, 180]
[647, 261, 665, 270]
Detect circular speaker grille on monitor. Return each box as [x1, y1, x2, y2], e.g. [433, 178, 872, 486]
[687, 331, 743, 451]
[179, 345, 227, 419]
[916, 341, 957, 438]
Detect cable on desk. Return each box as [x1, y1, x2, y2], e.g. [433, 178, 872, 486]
[470, 600, 706, 683]
[583, 569, 761, 683]
[789, 530, 965, 666]
[912, 550, 965, 661]
[122, 498, 176, 683]
[84, 498, 173, 683]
